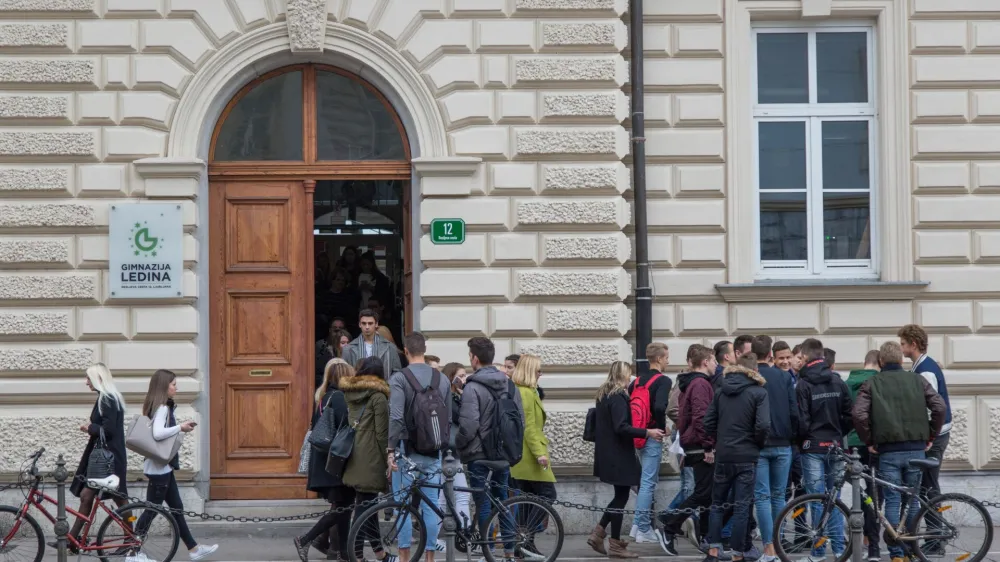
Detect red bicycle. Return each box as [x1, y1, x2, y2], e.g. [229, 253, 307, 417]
[0, 448, 179, 562]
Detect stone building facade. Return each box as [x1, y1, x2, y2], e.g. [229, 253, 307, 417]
[2, 0, 1000, 514]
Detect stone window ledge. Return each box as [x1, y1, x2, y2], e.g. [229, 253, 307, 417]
[715, 280, 929, 303]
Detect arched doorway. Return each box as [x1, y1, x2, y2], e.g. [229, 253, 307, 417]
[207, 64, 411, 500]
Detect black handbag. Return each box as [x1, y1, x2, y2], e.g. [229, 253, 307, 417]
[326, 403, 366, 479]
[308, 393, 339, 450]
[86, 429, 116, 480]
[583, 407, 597, 443]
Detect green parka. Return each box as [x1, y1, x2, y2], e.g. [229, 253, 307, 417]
[340, 374, 390, 494]
[510, 384, 556, 483]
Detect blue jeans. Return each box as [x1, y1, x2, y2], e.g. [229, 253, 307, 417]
[635, 438, 663, 532]
[467, 461, 514, 554]
[879, 450, 925, 559]
[391, 448, 442, 549]
[801, 453, 846, 556]
[668, 466, 694, 510]
[754, 446, 792, 547]
[708, 462, 756, 553]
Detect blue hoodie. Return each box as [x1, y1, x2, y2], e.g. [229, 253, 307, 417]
[758, 362, 799, 447]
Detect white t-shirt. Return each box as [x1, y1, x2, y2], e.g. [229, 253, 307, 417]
[363, 340, 374, 358]
[142, 405, 182, 475]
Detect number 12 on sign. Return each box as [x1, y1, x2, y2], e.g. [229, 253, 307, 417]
[430, 218, 466, 245]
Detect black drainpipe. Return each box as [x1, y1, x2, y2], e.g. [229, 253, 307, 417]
[629, 0, 652, 376]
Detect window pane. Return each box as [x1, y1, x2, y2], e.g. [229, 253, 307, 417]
[817, 32, 868, 103]
[822, 121, 869, 190]
[824, 191, 871, 260]
[214, 71, 303, 161]
[759, 122, 807, 190]
[760, 192, 808, 261]
[317, 71, 407, 160]
[757, 33, 809, 104]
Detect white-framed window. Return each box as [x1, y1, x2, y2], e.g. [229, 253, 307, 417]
[752, 25, 877, 279]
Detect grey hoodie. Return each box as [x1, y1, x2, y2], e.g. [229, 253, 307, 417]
[456, 365, 525, 465]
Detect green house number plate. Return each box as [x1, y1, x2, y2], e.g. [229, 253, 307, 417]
[430, 218, 466, 245]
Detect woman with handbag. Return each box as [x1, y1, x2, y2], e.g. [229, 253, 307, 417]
[294, 358, 353, 562]
[64, 364, 130, 550]
[340, 357, 394, 562]
[132, 369, 218, 561]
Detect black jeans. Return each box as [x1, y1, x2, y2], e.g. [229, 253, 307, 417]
[512, 479, 557, 539]
[135, 472, 196, 550]
[921, 432, 949, 542]
[857, 449, 881, 545]
[707, 462, 756, 554]
[661, 453, 713, 540]
[301, 486, 354, 556]
[351, 490, 384, 560]
[598, 485, 631, 540]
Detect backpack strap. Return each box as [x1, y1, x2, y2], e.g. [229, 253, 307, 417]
[401, 367, 424, 393]
[643, 373, 664, 390]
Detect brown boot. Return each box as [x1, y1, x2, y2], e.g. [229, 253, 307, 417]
[587, 524, 608, 555]
[608, 538, 639, 559]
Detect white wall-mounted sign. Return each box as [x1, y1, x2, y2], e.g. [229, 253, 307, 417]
[109, 204, 184, 299]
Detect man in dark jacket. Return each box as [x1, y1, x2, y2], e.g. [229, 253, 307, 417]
[703, 354, 770, 562]
[712, 340, 736, 390]
[853, 341, 946, 562]
[657, 344, 716, 556]
[750, 338, 797, 562]
[796, 338, 853, 558]
[630, 342, 673, 543]
[457, 337, 525, 559]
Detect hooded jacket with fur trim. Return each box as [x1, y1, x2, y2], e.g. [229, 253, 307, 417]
[340, 374, 391, 493]
[703, 364, 771, 463]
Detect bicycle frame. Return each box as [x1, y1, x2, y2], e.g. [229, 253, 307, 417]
[7, 473, 142, 554]
[397, 475, 506, 544]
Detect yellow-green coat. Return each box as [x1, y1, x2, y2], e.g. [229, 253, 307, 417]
[510, 384, 556, 483]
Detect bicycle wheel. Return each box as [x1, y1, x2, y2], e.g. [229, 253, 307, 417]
[479, 496, 564, 562]
[774, 493, 851, 562]
[347, 500, 426, 562]
[909, 493, 993, 562]
[0, 505, 43, 562]
[96, 502, 179, 562]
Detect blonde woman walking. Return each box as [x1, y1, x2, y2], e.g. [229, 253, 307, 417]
[134, 370, 218, 561]
[510, 354, 555, 561]
[587, 362, 665, 559]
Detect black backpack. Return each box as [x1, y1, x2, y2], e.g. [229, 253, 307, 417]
[473, 379, 524, 465]
[402, 367, 449, 456]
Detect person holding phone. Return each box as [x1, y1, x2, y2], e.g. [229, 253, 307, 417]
[134, 370, 218, 561]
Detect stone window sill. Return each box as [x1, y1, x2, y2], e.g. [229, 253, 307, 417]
[715, 280, 929, 303]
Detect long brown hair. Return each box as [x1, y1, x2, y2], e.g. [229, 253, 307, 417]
[143, 369, 176, 418]
[316, 358, 354, 406]
[332, 329, 352, 357]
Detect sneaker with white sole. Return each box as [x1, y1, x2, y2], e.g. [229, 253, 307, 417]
[635, 529, 660, 544]
[681, 517, 696, 539]
[656, 529, 679, 556]
[630, 524, 639, 539]
[125, 554, 156, 562]
[189, 544, 219, 561]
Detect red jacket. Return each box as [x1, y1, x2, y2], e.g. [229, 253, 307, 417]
[676, 371, 715, 452]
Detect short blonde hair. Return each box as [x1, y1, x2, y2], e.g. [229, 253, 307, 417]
[511, 354, 541, 389]
[646, 342, 669, 363]
[878, 341, 903, 365]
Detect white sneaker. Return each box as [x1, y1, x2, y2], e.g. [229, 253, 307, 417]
[681, 517, 695, 539]
[635, 529, 660, 544]
[630, 524, 639, 539]
[125, 554, 156, 562]
[189, 544, 219, 561]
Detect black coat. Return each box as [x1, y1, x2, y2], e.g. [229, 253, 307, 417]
[592, 392, 646, 487]
[72, 396, 128, 497]
[703, 365, 770, 464]
[307, 390, 349, 495]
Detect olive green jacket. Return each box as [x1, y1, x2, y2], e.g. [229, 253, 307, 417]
[340, 375, 390, 494]
[510, 385, 556, 483]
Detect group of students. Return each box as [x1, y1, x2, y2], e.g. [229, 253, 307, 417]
[586, 324, 953, 562]
[297, 316, 558, 562]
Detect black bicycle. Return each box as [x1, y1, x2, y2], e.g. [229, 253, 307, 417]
[774, 444, 992, 562]
[347, 453, 564, 562]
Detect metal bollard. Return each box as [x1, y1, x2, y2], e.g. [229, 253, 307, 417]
[441, 449, 459, 562]
[53, 454, 69, 562]
[848, 449, 865, 562]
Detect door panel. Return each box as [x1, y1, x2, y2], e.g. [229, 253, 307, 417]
[210, 181, 310, 499]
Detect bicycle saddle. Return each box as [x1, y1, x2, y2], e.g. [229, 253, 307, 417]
[907, 457, 940, 470]
[87, 474, 120, 490]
